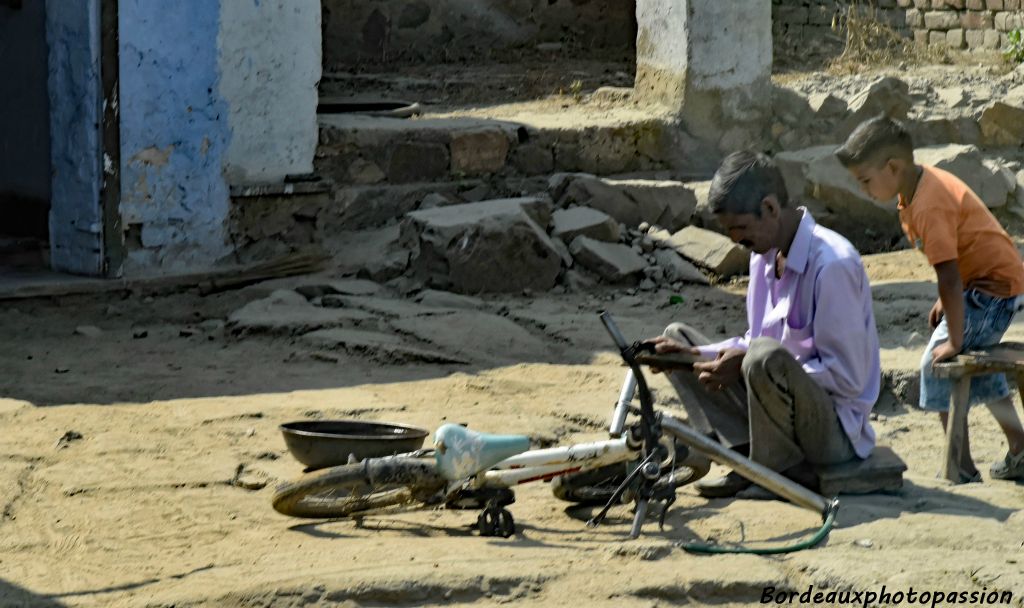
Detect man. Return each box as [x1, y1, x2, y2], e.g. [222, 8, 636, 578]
[648, 151, 881, 498]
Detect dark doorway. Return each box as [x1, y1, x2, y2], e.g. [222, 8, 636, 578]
[0, 0, 51, 273]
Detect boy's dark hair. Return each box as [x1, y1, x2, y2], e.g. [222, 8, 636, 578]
[708, 151, 789, 217]
[836, 115, 914, 168]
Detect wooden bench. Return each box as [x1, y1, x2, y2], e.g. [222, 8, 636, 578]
[932, 342, 1024, 483]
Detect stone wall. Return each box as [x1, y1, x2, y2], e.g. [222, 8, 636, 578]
[322, 0, 636, 69]
[773, 0, 1023, 52]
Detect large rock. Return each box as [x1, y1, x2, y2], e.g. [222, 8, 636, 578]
[569, 236, 648, 284]
[836, 77, 912, 139]
[652, 249, 709, 285]
[400, 197, 562, 294]
[551, 207, 621, 243]
[661, 227, 748, 278]
[227, 290, 378, 336]
[775, 145, 903, 250]
[914, 145, 1016, 208]
[557, 175, 697, 231]
[979, 89, 1024, 147]
[808, 92, 848, 119]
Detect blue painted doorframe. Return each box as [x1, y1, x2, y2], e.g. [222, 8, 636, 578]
[45, 0, 106, 276]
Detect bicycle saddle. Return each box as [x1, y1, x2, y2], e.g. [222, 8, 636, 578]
[434, 424, 531, 480]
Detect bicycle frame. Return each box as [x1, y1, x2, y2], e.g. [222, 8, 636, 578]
[479, 435, 635, 487]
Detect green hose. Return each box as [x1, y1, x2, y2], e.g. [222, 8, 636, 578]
[678, 499, 839, 555]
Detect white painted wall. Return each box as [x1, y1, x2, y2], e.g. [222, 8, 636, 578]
[218, 0, 321, 185]
[635, 0, 688, 75]
[688, 0, 771, 90]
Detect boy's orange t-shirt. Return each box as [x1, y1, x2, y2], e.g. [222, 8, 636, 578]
[897, 165, 1024, 298]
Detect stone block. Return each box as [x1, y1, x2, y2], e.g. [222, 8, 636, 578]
[551, 207, 621, 243]
[947, 28, 966, 47]
[808, 92, 848, 119]
[980, 96, 1024, 147]
[986, 0, 1004, 9]
[930, 29, 947, 45]
[836, 77, 912, 139]
[914, 28, 931, 45]
[984, 28, 1003, 48]
[401, 197, 562, 293]
[510, 144, 554, 175]
[661, 226, 748, 279]
[559, 175, 697, 231]
[898, 0, 915, 6]
[924, 10, 961, 29]
[943, 0, 966, 8]
[387, 142, 449, 183]
[450, 129, 510, 176]
[966, 29, 987, 47]
[569, 236, 647, 283]
[914, 0, 931, 7]
[652, 249, 709, 285]
[961, 10, 995, 28]
[966, 0, 985, 8]
[815, 446, 907, 496]
[906, 7, 926, 26]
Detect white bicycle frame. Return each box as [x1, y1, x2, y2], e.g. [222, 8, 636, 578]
[466, 371, 642, 489]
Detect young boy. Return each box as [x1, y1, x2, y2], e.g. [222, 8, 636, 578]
[836, 115, 1024, 482]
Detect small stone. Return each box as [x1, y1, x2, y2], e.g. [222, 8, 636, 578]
[54, 367, 69, 374]
[132, 328, 148, 339]
[55, 430, 83, 449]
[638, 221, 651, 233]
[639, 278, 656, 291]
[179, 327, 198, 338]
[854, 539, 873, 548]
[74, 325, 102, 338]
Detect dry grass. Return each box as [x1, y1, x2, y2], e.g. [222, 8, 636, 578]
[827, 3, 949, 75]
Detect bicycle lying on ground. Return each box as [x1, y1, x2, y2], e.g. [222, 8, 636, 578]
[272, 313, 839, 551]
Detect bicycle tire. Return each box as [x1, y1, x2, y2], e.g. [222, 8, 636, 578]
[551, 450, 711, 504]
[272, 457, 438, 518]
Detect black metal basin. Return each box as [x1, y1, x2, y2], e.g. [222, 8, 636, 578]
[280, 420, 429, 470]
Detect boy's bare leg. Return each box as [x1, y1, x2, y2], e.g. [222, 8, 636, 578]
[939, 411, 978, 478]
[984, 394, 1024, 455]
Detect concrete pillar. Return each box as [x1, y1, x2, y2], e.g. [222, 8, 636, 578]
[635, 0, 772, 156]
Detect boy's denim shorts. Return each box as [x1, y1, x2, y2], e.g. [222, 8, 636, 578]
[920, 289, 1021, 412]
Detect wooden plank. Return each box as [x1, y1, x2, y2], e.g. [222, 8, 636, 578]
[0, 252, 329, 300]
[941, 376, 972, 483]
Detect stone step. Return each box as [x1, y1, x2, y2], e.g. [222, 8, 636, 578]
[315, 108, 678, 188]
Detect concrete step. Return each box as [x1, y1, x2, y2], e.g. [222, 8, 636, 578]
[315, 105, 679, 188]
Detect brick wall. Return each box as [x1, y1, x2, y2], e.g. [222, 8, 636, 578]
[773, 0, 1023, 52]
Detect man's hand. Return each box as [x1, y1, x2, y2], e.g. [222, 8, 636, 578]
[928, 297, 944, 329]
[642, 336, 700, 374]
[931, 340, 960, 365]
[693, 348, 746, 391]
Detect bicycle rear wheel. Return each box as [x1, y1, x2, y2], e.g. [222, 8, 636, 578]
[272, 457, 439, 518]
[551, 449, 711, 504]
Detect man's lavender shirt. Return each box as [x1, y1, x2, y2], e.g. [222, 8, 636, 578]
[698, 209, 880, 458]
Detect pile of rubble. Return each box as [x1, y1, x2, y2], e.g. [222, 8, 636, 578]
[394, 174, 753, 295]
[316, 67, 1024, 296]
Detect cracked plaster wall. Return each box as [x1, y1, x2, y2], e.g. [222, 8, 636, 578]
[118, 0, 320, 276]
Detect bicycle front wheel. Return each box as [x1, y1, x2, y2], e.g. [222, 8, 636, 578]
[272, 457, 440, 518]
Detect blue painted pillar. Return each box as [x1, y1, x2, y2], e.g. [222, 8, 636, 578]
[45, 0, 104, 275]
[118, 0, 231, 274]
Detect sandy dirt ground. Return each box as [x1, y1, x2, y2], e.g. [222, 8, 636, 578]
[3, 245, 1024, 608]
